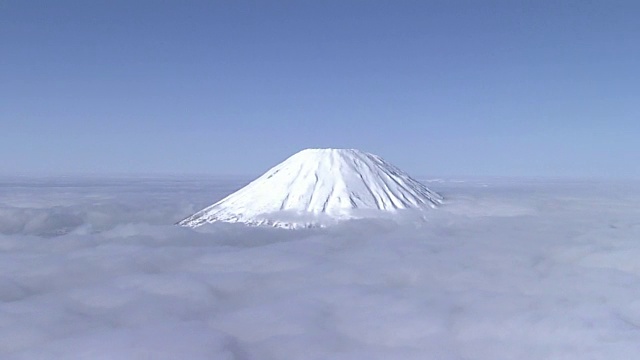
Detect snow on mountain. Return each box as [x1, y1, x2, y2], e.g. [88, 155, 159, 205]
[178, 148, 443, 228]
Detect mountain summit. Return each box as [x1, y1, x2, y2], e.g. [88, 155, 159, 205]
[179, 148, 443, 228]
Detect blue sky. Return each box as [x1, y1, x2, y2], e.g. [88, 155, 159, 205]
[1, 1, 639, 177]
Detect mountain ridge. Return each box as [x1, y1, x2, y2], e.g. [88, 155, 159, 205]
[179, 148, 442, 228]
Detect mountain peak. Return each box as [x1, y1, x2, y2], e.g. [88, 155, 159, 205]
[179, 149, 442, 228]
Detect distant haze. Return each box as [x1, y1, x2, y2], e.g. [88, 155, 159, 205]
[1, 1, 639, 177]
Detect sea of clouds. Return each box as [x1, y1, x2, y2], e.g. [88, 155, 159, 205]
[1, 176, 640, 359]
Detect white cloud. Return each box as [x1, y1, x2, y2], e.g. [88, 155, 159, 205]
[1, 177, 640, 359]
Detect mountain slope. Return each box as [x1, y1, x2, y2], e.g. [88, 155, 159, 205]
[179, 149, 442, 228]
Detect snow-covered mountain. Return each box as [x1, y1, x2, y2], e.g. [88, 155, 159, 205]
[178, 148, 443, 228]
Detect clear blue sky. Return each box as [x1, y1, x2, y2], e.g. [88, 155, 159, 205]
[1, 1, 638, 177]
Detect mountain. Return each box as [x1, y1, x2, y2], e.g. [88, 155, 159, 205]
[178, 148, 443, 228]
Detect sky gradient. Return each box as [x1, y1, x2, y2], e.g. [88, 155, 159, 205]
[1, 1, 639, 177]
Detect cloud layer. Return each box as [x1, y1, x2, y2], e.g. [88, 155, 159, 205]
[1, 177, 640, 359]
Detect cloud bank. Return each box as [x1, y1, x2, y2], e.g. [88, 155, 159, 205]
[1, 177, 640, 359]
